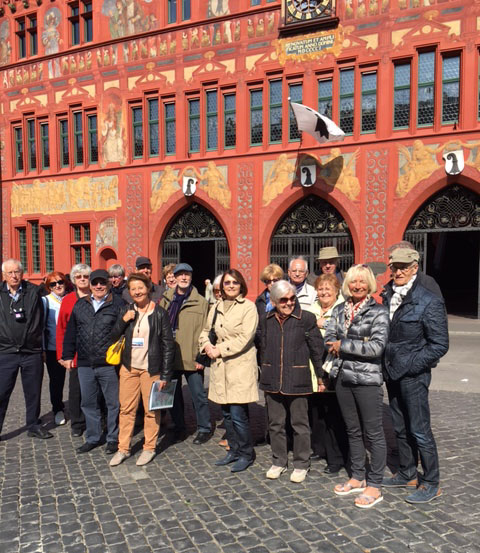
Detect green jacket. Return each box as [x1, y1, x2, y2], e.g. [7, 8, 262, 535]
[159, 286, 209, 372]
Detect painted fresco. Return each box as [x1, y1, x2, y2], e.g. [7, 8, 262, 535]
[263, 155, 296, 206]
[396, 140, 441, 197]
[207, 0, 230, 18]
[100, 91, 127, 168]
[150, 166, 181, 212]
[319, 149, 361, 201]
[102, 0, 158, 39]
[43, 7, 61, 78]
[96, 217, 119, 252]
[11, 176, 121, 217]
[0, 21, 12, 67]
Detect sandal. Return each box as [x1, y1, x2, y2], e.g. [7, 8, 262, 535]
[354, 487, 383, 509]
[334, 479, 366, 496]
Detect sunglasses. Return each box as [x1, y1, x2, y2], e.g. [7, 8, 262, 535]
[49, 280, 65, 288]
[278, 295, 296, 305]
[224, 280, 240, 286]
[264, 278, 280, 284]
[75, 274, 90, 280]
[91, 280, 107, 286]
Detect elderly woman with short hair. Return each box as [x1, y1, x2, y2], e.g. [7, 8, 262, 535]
[325, 265, 389, 508]
[255, 263, 284, 316]
[258, 280, 324, 483]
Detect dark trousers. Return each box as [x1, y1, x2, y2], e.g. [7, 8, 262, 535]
[386, 371, 439, 487]
[0, 352, 44, 433]
[266, 393, 311, 470]
[68, 367, 85, 433]
[170, 370, 211, 433]
[221, 403, 254, 461]
[78, 365, 119, 444]
[309, 392, 349, 467]
[336, 379, 386, 487]
[45, 350, 66, 413]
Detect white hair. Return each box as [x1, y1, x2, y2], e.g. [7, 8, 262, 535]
[288, 256, 309, 273]
[70, 263, 92, 281]
[2, 259, 23, 273]
[270, 280, 297, 304]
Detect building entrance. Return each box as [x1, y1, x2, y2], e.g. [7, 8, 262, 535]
[161, 203, 230, 293]
[405, 184, 480, 318]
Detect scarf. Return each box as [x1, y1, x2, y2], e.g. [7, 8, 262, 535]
[264, 291, 275, 312]
[344, 295, 370, 331]
[168, 285, 192, 330]
[389, 275, 416, 320]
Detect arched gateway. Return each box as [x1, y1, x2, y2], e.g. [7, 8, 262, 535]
[405, 184, 480, 318]
[270, 195, 354, 276]
[161, 203, 230, 291]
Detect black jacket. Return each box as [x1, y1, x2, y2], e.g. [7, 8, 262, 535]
[258, 305, 324, 395]
[0, 280, 44, 353]
[110, 304, 175, 379]
[62, 292, 125, 367]
[324, 298, 390, 386]
[381, 278, 449, 381]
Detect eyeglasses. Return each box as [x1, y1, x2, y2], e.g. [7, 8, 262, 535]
[91, 280, 107, 286]
[278, 295, 296, 305]
[75, 274, 90, 280]
[223, 280, 240, 286]
[49, 280, 65, 289]
[5, 270, 22, 276]
[263, 278, 280, 284]
[388, 263, 415, 273]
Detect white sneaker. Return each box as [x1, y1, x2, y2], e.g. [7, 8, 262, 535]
[136, 450, 156, 466]
[266, 465, 287, 479]
[290, 468, 309, 483]
[109, 451, 130, 467]
[54, 411, 66, 426]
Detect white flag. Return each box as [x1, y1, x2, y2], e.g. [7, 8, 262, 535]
[289, 100, 345, 144]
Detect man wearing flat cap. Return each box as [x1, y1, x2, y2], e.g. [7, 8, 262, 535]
[63, 269, 125, 454]
[159, 263, 212, 444]
[123, 256, 164, 303]
[381, 248, 449, 504]
[317, 246, 344, 283]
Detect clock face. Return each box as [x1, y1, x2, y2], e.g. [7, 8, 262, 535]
[287, 0, 331, 21]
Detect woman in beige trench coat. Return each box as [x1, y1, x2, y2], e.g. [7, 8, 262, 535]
[199, 269, 259, 473]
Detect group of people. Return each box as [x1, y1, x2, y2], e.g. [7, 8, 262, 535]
[0, 241, 449, 507]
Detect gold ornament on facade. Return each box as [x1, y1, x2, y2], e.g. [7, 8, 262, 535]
[396, 140, 443, 198]
[319, 148, 360, 201]
[183, 162, 231, 208]
[11, 175, 120, 217]
[274, 26, 344, 66]
[150, 166, 180, 212]
[263, 154, 296, 206]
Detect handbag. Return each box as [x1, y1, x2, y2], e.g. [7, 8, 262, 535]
[195, 307, 219, 368]
[106, 336, 125, 365]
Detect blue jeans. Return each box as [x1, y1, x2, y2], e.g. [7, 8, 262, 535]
[171, 370, 211, 433]
[221, 403, 254, 461]
[386, 371, 440, 487]
[78, 365, 119, 444]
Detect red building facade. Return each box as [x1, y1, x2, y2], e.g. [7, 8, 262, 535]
[1, 0, 479, 316]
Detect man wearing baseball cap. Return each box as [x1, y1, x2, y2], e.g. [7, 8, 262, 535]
[159, 263, 212, 444]
[317, 246, 344, 283]
[63, 269, 126, 454]
[123, 256, 164, 302]
[381, 248, 449, 504]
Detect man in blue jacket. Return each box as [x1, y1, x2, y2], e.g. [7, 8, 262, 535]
[382, 248, 449, 504]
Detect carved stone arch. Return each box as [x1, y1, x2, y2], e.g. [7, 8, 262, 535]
[270, 194, 354, 275]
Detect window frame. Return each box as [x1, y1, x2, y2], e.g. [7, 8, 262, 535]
[417, 50, 436, 128]
[360, 70, 377, 134]
[131, 104, 144, 160]
[223, 92, 236, 150]
[318, 76, 333, 120]
[167, 0, 191, 23]
[339, 67, 355, 136]
[393, 61, 412, 130]
[164, 101, 176, 156]
[269, 79, 283, 144]
[250, 87, 264, 146]
[69, 0, 93, 46]
[206, 89, 218, 152]
[288, 81, 303, 143]
[441, 52, 461, 125]
[70, 223, 91, 266]
[188, 97, 201, 154]
[15, 221, 54, 276]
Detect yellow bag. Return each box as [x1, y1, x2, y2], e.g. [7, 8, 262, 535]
[106, 337, 125, 365]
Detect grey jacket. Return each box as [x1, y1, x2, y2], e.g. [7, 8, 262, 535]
[324, 297, 390, 386]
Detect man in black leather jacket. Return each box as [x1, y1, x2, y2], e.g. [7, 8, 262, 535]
[63, 269, 125, 454]
[0, 259, 52, 440]
[382, 248, 449, 504]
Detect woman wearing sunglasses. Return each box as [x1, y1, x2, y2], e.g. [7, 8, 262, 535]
[199, 269, 258, 473]
[258, 280, 324, 483]
[325, 264, 389, 509]
[43, 271, 69, 426]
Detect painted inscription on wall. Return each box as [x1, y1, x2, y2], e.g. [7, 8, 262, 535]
[11, 175, 121, 217]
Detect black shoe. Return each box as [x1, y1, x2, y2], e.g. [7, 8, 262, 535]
[71, 429, 84, 437]
[324, 464, 343, 474]
[28, 427, 53, 439]
[231, 457, 254, 473]
[105, 441, 118, 454]
[170, 429, 187, 443]
[215, 452, 239, 466]
[76, 442, 99, 453]
[193, 432, 212, 445]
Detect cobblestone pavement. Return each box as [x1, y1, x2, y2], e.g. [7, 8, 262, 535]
[1, 376, 479, 553]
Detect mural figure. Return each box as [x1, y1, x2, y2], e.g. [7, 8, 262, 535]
[267, 13, 275, 34]
[263, 154, 296, 206]
[42, 8, 61, 78]
[223, 21, 232, 43]
[102, 0, 157, 39]
[101, 101, 126, 167]
[201, 27, 211, 47]
[397, 140, 442, 197]
[150, 166, 180, 212]
[0, 21, 12, 67]
[320, 148, 361, 201]
[187, 162, 231, 208]
[96, 218, 118, 252]
[208, 0, 230, 18]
